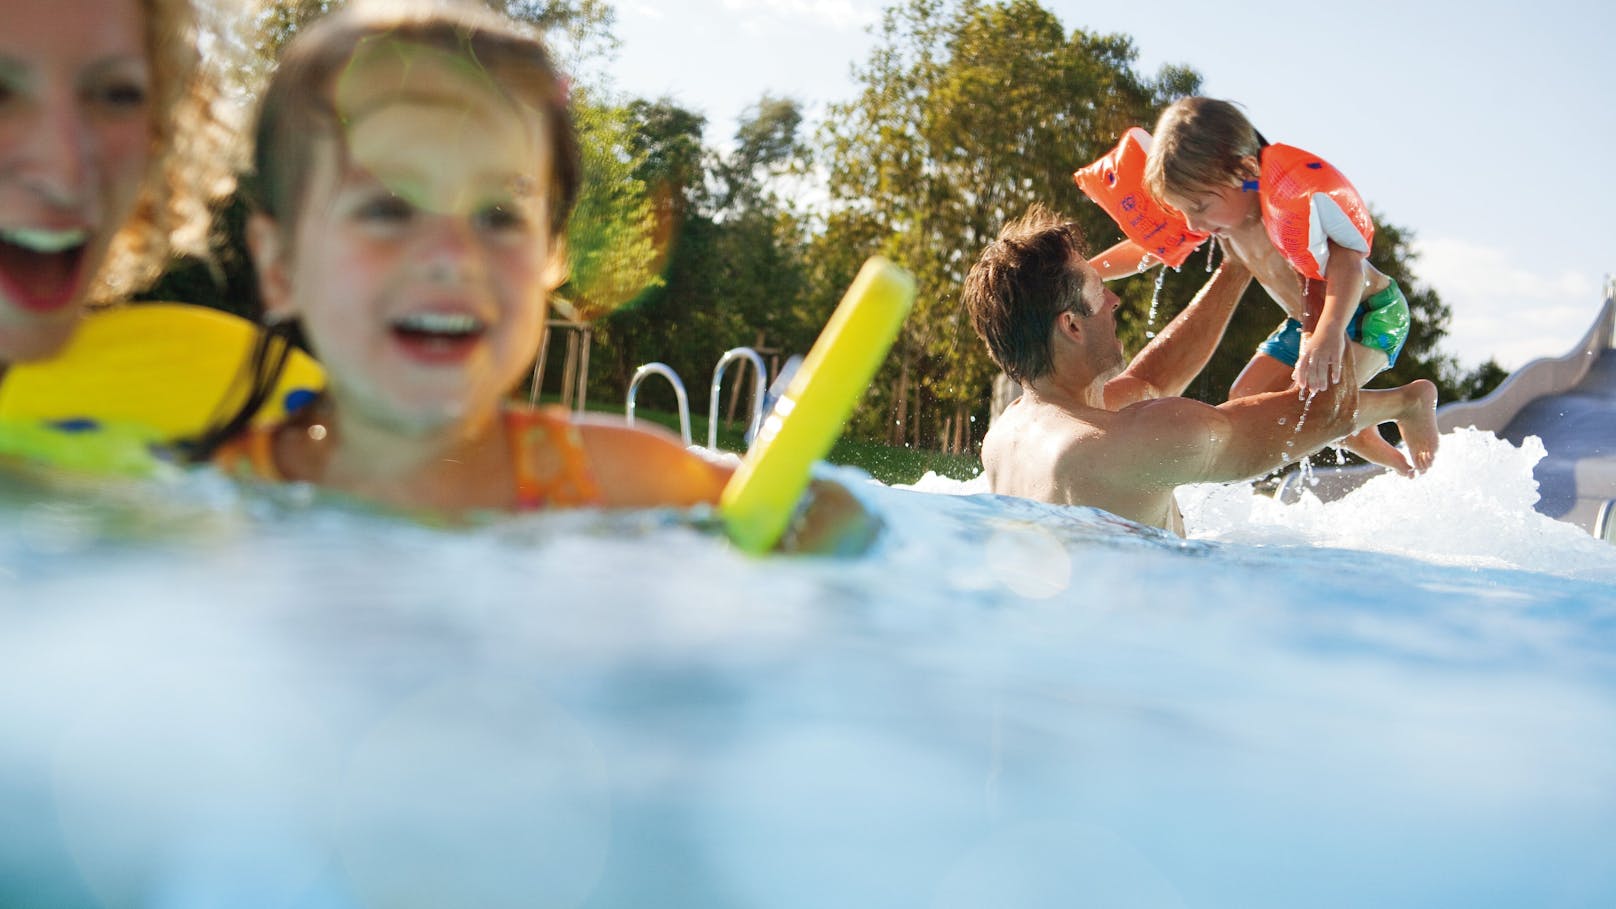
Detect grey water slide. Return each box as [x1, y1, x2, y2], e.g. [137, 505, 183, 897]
[1281, 280, 1616, 538]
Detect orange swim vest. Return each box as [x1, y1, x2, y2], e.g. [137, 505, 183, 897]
[1073, 127, 1208, 269]
[1257, 144, 1374, 281]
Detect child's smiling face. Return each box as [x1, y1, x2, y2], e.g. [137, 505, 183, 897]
[1161, 178, 1259, 238]
[254, 42, 561, 434]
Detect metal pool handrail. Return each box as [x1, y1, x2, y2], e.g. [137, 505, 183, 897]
[708, 347, 769, 451]
[626, 363, 691, 446]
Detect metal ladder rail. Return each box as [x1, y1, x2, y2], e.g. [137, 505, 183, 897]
[625, 363, 692, 447]
[708, 347, 768, 452]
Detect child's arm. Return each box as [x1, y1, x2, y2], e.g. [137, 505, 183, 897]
[1087, 238, 1160, 280]
[578, 418, 879, 553]
[1294, 241, 1367, 393]
[783, 477, 882, 555]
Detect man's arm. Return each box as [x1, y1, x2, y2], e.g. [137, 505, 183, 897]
[1103, 258, 1252, 409]
[1118, 344, 1363, 487]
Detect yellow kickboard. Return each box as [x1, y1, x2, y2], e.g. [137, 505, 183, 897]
[719, 257, 916, 553]
[0, 303, 324, 441]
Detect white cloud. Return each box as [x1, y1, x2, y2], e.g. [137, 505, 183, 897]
[1411, 236, 1607, 372]
[718, 0, 878, 31]
[630, 3, 665, 19]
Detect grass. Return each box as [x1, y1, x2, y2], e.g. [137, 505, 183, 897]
[541, 394, 981, 487]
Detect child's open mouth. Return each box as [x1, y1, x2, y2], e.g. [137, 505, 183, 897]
[0, 228, 91, 313]
[389, 311, 488, 363]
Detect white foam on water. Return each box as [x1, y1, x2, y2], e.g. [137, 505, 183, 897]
[900, 469, 989, 496]
[1178, 427, 1616, 580]
[4, 428, 1616, 906]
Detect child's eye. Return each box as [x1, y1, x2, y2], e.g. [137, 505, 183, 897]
[86, 76, 149, 114]
[356, 194, 414, 223]
[474, 203, 528, 233]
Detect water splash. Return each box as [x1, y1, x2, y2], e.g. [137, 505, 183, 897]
[1146, 266, 1166, 333]
[1179, 427, 1616, 580]
[1293, 389, 1318, 434]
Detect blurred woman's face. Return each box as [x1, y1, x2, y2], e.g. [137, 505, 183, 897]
[0, 0, 153, 363]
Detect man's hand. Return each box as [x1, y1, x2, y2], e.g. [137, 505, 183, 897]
[1294, 329, 1345, 394]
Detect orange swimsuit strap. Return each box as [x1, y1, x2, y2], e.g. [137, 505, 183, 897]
[213, 408, 603, 511]
[212, 424, 283, 481]
[504, 405, 603, 510]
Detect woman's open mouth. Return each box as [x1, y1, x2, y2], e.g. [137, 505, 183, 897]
[389, 311, 488, 364]
[0, 228, 92, 313]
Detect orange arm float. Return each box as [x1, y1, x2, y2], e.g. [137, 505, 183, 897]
[1073, 127, 1210, 269]
[1258, 144, 1375, 281]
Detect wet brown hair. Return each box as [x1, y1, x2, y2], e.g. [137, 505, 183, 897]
[962, 203, 1091, 384]
[1143, 97, 1262, 202]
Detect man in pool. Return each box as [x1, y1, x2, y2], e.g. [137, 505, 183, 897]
[963, 204, 1437, 535]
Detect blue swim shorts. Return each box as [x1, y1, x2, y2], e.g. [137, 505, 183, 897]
[1255, 279, 1412, 371]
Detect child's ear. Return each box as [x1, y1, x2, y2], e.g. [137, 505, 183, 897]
[1236, 154, 1261, 183]
[246, 213, 297, 322]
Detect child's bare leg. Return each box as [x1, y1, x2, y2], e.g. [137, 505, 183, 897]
[1231, 351, 1413, 474]
[1229, 352, 1294, 399]
[1353, 379, 1440, 473]
[1338, 425, 1412, 476]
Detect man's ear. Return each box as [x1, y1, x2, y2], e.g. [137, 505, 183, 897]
[1054, 309, 1083, 343]
[246, 213, 297, 322]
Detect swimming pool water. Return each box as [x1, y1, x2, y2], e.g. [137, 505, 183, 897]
[2, 428, 1613, 907]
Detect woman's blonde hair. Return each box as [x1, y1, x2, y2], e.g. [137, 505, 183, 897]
[1143, 97, 1262, 202]
[94, 0, 238, 303]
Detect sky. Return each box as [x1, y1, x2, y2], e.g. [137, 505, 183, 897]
[607, 0, 1615, 373]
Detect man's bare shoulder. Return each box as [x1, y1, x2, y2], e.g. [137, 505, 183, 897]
[1068, 396, 1231, 487]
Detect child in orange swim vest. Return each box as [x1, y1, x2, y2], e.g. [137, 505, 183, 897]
[192, 1, 867, 545]
[1085, 97, 1437, 476]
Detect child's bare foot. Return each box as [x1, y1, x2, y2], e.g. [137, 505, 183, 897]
[1343, 425, 1415, 477]
[1395, 378, 1440, 473]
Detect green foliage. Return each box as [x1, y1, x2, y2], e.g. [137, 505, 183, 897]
[564, 93, 663, 321]
[586, 95, 823, 420]
[816, 0, 1200, 450]
[145, 0, 1471, 466]
[1456, 358, 1510, 401]
[1364, 217, 1466, 400]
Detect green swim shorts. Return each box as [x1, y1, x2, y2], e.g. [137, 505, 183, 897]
[1255, 279, 1412, 370]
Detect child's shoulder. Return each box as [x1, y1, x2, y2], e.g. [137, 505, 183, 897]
[508, 405, 730, 508]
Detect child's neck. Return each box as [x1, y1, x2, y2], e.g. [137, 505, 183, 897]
[288, 399, 515, 514]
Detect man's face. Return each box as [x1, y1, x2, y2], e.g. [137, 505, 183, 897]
[1071, 256, 1126, 378]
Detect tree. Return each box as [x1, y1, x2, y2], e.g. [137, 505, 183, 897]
[1456, 358, 1509, 401]
[590, 96, 820, 424]
[817, 0, 1199, 451]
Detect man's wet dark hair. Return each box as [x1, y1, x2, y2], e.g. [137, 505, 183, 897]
[962, 204, 1092, 384]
